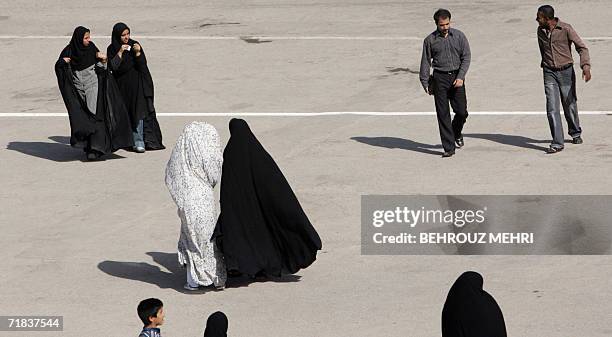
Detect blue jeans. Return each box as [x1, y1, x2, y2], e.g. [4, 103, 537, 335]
[133, 119, 144, 148]
[543, 66, 582, 149]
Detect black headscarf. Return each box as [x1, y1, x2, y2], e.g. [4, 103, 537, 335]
[442, 271, 507, 337]
[108, 22, 135, 58]
[68, 26, 99, 71]
[203, 311, 228, 337]
[214, 119, 322, 277]
[107, 22, 141, 77]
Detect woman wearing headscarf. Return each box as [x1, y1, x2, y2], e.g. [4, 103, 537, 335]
[214, 118, 322, 278]
[55, 26, 133, 160]
[165, 122, 226, 290]
[203, 311, 228, 337]
[442, 271, 507, 337]
[107, 22, 165, 153]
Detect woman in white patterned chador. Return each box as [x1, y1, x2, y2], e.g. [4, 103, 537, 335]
[165, 122, 226, 290]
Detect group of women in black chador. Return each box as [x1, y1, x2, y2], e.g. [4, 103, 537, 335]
[58, 25, 508, 337]
[55, 24, 164, 160]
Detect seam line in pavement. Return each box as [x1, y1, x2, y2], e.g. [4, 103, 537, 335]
[1, 111, 611, 117]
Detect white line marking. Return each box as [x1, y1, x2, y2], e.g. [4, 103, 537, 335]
[0, 35, 610, 41]
[0, 35, 422, 40]
[580, 37, 612, 40]
[1, 111, 610, 117]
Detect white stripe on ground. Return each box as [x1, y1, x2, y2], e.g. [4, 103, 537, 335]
[1, 111, 611, 117]
[0, 35, 420, 40]
[0, 35, 611, 41]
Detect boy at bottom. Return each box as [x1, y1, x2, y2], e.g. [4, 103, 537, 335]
[137, 298, 165, 337]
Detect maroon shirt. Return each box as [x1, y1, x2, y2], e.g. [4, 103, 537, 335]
[537, 18, 590, 70]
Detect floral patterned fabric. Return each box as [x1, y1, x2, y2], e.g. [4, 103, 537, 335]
[165, 122, 226, 287]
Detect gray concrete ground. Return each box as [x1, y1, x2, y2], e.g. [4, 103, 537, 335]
[1, 0, 612, 114]
[1, 1, 612, 336]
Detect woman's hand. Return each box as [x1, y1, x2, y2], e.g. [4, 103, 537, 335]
[118, 44, 130, 58]
[96, 52, 107, 63]
[62, 57, 71, 63]
[133, 43, 141, 57]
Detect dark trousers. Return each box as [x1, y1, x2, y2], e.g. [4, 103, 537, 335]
[432, 71, 468, 152]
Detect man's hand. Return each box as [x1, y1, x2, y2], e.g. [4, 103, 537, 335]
[62, 57, 70, 63]
[453, 78, 464, 88]
[582, 66, 591, 83]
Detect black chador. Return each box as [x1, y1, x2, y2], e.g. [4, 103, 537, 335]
[442, 271, 507, 337]
[214, 119, 322, 277]
[107, 22, 164, 151]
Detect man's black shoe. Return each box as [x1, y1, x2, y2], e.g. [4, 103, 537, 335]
[442, 150, 455, 158]
[572, 136, 583, 144]
[455, 137, 464, 148]
[546, 146, 563, 154]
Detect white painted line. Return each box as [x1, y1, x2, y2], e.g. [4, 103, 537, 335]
[0, 35, 422, 40]
[1, 35, 610, 41]
[238, 36, 424, 41]
[1, 111, 610, 117]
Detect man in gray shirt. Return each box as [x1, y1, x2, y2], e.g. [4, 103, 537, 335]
[419, 9, 471, 157]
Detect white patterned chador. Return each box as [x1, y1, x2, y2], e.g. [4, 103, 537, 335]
[165, 122, 226, 288]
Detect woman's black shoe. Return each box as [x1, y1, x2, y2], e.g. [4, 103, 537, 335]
[86, 152, 98, 161]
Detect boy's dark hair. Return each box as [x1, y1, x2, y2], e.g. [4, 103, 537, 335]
[434, 9, 452, 23]
[537, 5, 555, 19]
[137, 298, 163, 326]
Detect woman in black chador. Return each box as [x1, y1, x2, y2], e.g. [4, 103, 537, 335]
[214, 119, 322, 278]
[107, 22, 165, 153]
[203, 311, 228, 337]
[442, 271, 507, 337]
[55, 26, 133, 160]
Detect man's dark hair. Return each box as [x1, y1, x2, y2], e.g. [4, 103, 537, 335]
[434, 9, 451, 23]
[537, 5, 555, 19]
[137, 298, 163, 326]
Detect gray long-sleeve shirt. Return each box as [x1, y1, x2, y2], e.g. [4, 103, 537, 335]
[419, 28, 471, 90]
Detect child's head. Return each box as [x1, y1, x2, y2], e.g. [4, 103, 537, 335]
[137, 298, 165, 327]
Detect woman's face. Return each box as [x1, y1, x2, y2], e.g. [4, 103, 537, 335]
[121, 29, 130, 44]
[82, 32, 91, 46]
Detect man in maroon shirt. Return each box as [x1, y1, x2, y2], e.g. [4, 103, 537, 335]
[536, 5, 591, 154]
